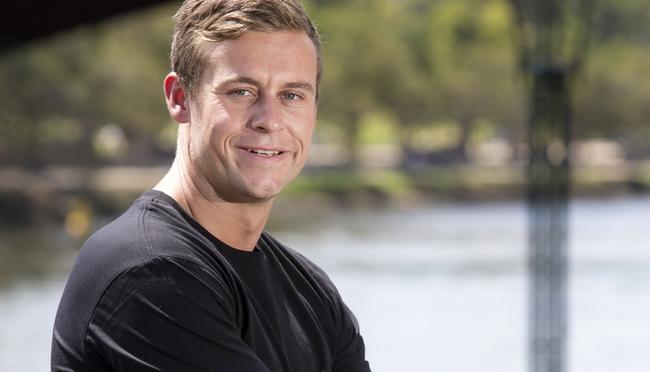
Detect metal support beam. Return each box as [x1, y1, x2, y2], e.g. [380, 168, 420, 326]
[528, 67, 570, 372]
[510, 0, 592, 369]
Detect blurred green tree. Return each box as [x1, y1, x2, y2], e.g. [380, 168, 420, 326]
[425, 0, 523, 162]
[1, 0, 648, 167]
[572, 0, 650, 158]
[0, 4, 175, 166]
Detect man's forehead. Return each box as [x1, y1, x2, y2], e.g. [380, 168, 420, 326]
[202, 30, 315, 58]
[199, 30, 318, 83]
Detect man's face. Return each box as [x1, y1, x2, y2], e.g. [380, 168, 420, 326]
[186, 31, 318, 203]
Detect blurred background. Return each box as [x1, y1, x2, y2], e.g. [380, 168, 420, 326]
[1, 0, 649, 371]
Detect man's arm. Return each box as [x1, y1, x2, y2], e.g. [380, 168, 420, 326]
[86, 256, 270, 372]
[331, 296, 372, 372]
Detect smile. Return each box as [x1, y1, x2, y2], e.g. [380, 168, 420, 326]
[244, 148, 284, 157]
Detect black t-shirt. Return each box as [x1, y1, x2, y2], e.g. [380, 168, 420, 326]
[51, 190, 371, 372]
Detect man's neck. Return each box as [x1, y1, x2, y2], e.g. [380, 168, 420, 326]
[154, 161, 272, 252]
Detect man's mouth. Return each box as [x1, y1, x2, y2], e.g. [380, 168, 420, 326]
[244, 148, 284, 157]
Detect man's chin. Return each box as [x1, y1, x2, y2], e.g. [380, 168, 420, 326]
[221, 181, 286, 204]
[248, 184, 285, 202]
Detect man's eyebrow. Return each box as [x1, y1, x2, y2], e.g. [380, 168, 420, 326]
[214, 77, 314, 95]
[284, 81, 315, 94]
[216, 76, 260, 88]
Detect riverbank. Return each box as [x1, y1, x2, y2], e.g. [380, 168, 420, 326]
[1, 162, 649, 227]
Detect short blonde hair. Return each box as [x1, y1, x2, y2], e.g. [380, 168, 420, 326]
[171, 0, 322, 96]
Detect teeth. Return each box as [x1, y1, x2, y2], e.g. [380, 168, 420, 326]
[248, 148, 280, 156]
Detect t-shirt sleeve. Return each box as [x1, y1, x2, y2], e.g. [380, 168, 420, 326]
[85, 256, 270, 372]
[331, 292, 372, 372]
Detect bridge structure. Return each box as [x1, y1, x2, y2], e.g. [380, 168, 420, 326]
[0, 1, 171, 50]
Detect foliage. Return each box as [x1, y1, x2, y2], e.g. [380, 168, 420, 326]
[547, 0, 650, 159]
[0, 0, 648, 166]
[0, 4, 176, 166]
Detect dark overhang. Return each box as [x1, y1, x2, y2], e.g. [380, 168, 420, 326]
[1, 0, 173, 50]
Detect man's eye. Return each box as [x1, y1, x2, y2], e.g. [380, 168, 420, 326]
[230, 89, 253, 96]
[283, 92, 302, 101]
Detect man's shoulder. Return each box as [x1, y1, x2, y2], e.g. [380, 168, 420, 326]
[66, 192, 218, 311]
[260, 232, 323, 270]
[78, 193, 164, 268]
[54, 192, 237, 346]
[260, 231, 339, 298]
[78, 190, 208, 269]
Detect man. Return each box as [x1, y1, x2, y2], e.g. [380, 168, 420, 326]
[51, 1, 371, 371]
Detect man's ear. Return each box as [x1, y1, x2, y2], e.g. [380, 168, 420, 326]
[164, 72, 191, 124]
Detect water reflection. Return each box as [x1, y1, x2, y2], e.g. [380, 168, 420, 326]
[0, 227, 79, 289]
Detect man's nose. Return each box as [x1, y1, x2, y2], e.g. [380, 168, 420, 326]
[249, 96, 283, 133]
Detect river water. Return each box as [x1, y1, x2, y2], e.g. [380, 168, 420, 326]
[1, 196, 648, 371]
